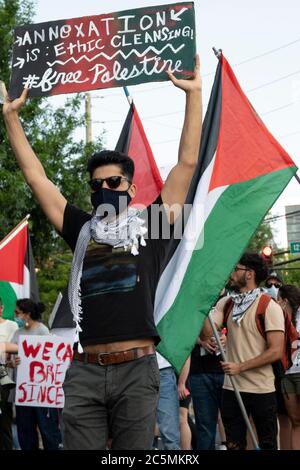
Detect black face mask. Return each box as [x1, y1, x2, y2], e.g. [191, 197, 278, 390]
[91, 188, 132, 217]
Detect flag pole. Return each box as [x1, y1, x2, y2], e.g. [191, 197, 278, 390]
[212, 47, 222, 59]
[208, 312, 260, 450]
[0, 214, 30, 250]
[123, 86, 133, 105]
[294, 173, 300, 185]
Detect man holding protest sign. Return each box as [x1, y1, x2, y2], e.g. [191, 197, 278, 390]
[2, 45, 202, 449]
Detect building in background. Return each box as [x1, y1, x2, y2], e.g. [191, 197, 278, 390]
[285, 205, 300, 246]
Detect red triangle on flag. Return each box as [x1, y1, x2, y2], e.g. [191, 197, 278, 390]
[116, 103, 163, 207]
[209, 55, 296, 192]
[0, 223, 28, 284]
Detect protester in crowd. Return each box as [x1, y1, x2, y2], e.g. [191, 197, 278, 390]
[9, 299, 61, 450]
[190, 289, 226, 451]
[177, 356, 192, 450]
[201, 252, 285, 450]
[278, 284, 300, 450]
[190, 331, 225, 450]
[264, 272, 283, 300]
[2, 55, 202, 449]
[156, 353, 181, 450]
[0, 297, 18, 450]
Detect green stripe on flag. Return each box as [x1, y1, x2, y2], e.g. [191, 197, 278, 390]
[0, 281, 17, 320]
[157, 166, 297, 373]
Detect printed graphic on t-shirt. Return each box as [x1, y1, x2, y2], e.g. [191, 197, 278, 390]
[81, 242, 138, 298]
[292, 347, 300, 367]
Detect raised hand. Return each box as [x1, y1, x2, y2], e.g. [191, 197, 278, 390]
[1, 82, 28, 116]
[166, 54, 201, 93]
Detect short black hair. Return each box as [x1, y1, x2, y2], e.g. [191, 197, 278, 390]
[239, 252, 269, 285]
[16, 299, 45, 321]
[278, 284, 300, 317]
[87, 150, 135, 180]
[265, 271, 283, 285]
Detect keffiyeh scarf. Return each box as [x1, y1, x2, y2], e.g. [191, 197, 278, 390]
[230, 288, 261, 325]
[68, 208, 147, 350]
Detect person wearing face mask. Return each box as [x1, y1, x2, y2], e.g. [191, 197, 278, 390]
[2, 55, 202, 450]
[264, 272, 283, 300]
[10, 299, 61, 450]
[201, 252, 285, 450]
[277, 285, 300, 450]
[0, 297, 18, 450]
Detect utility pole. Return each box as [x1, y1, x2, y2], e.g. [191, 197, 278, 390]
[85, 92, 92, 144]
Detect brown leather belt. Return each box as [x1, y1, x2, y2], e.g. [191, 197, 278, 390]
[73, 344, 156, 366]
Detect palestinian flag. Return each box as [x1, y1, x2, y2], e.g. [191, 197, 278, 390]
[0, 217, 39, 320]
[154, 53, 298, 373]
[116, 101, 163, 207]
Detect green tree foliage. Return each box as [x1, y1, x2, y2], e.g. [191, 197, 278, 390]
[247, 216, 276, 253]
[37, 252, 73, 321]
[273, 253, 300, 285]
[0, 0, 104, 312]
[248, 213, 300, 285]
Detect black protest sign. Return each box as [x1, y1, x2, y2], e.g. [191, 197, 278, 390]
[9, 2, 196, 98]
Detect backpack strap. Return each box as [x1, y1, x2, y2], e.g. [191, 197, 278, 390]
[223, 294, 271, 337]
[223, 298, 234, 329]
[255, 293, 271, 339]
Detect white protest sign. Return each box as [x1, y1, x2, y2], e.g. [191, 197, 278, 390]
[10, 2, 196, 98]
[15, 335, 73, 408]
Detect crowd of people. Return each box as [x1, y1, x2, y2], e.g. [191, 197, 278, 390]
[1, 260, 300, 451]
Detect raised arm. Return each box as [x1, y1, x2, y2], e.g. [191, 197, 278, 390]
[161, 54, 202, 222]
[2, 83, 67, 232]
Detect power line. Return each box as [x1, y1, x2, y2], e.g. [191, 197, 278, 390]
[92, 93, 300, 124]
[264, 209, 300, 223]
[86, 39, 300, 126]
[279, 130, 300, 139]
[261, 99, 300, 116]
[90, 37, 300, 100]
[92, 109, 184, 124]
[246, 69, 300, 94]
[230, 37, 300, 68]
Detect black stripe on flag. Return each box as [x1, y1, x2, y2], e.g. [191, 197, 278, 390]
[115, 104, 134, 154]
[25, 230, 40, 302]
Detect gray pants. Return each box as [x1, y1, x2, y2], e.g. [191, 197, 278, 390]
[62, 354, 159, 450]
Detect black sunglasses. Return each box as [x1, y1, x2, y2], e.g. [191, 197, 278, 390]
[88, 176, 131, 191]
[266, 282, 281, 288]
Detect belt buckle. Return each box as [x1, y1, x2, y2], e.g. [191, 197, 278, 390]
[98, 352, 109, 365]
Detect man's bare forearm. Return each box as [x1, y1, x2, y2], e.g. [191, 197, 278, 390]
[200, 318, 213, 340]
[178, 89, 202, 167]
[239, 346, 282, 372]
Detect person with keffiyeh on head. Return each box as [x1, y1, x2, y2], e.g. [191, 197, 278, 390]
[201, 252, 285, 450]
[1, 54, 202, 450]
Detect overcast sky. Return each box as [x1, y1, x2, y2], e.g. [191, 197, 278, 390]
[32, 0, 300, 247]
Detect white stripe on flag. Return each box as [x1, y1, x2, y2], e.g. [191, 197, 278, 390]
[10, 266, 30, 298]
[154, 154, 228, 325]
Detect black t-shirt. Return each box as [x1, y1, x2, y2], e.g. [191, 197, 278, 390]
[61, 196, 171, 347]
[190, 344, 224, 374]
